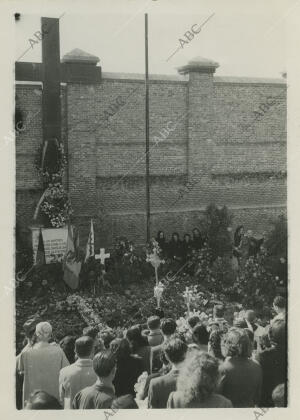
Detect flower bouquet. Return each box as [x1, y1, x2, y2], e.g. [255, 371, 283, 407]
[154, 281, 164, 308]
[67, 294, 107, 330]
[134, 371, 148, 409]
[146, 239, 165, 285]
[183, 285, 207, 318]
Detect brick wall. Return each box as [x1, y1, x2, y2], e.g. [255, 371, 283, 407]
[15, 63, 287, 248]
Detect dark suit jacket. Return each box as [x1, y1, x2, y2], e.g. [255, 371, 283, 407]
[256, 347, 287, 407]
[113, 355, 144, 397]
[150, 343, 164, 373]
[218, 357, 262, 407]
[148, 369, 179, 408]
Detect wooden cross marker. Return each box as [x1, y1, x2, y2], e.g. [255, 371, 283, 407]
[95, 248, 110, 266]
[15, 17, 101, 146]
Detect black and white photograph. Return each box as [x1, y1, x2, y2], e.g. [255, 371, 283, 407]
[1, 0, 300, 417]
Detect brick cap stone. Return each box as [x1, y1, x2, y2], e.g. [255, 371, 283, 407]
[177, 56, 219, 75]
[62, 48, 100, 65]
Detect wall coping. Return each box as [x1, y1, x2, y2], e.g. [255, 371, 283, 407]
[214, 76, 286, 86]
[97, 203, 286, 217]
[15, 75, 286, 87]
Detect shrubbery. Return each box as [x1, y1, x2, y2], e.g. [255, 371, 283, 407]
[15, 207, 287, 315]
[200, 204, 233, 260]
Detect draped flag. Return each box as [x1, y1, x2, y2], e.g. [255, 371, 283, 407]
[63, 224, 82, 290]
[73, 226, 80, 260]
[35, 228, 46, 266]
[85, 219, 95, 262]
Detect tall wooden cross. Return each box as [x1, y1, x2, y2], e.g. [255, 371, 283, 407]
[15, 17, 101, 147]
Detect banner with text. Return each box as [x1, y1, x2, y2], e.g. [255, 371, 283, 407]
[32, 227, 68, 264]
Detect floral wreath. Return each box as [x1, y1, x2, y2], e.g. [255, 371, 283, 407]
[35, 140, 67, 184]
[35, 140, 72, 228]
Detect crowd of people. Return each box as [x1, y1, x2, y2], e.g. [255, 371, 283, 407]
[156, 226, 264, 264]
[16, 295, 287, 410]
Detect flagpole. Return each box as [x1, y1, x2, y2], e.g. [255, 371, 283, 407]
[145, 13, 150, 243]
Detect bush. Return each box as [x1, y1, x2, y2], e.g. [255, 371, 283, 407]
[233, 252, 278, 309]
[210, 256, 236, 295]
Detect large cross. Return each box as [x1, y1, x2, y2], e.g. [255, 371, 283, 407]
[95, 248, 110, 266]
[15, 17, 101, 146]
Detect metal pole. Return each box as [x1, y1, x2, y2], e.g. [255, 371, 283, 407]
[145, 13, 150, 242]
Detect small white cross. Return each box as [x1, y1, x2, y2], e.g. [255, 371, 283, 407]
[95, 248, 110, 265]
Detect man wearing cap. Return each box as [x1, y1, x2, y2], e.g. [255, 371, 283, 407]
[17, 321, 69, 407]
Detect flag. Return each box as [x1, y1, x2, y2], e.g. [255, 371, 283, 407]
[41, 140, 49, 171]
[85, 219, 95, 262]
[63, 224, 82, 290]
[73, 226, 80, 260]
[35, 228, 46, 265]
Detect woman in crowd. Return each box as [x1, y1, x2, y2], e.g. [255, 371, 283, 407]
[181, 233, 193, 262]
[100, 329, 116, 350]
[155, 230, 167, 256]
[208, 330, 224, 362]
[110, 338, 144, 397]
[232, 225, 244, 267]
[191, 228, 204, 250]
[167, 352, 232, 408]
[59, 336, 76, 364]
[218, 327, 262, 407]
[189, 324, 209, 353]
[126, 325, 151, 374]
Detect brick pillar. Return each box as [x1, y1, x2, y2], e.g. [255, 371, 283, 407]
[178, 57, 219, 206]
[64, 50, 101, 241]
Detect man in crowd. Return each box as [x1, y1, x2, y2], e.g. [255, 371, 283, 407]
[83, 326, 104, 354]
[244, 310, 265, 352]
[148, 338, 187, 408]
[208, 305, 229, 333]
[271, 296, 286, 325]
[145, 316, 164, 347]
[150, 318, 177, 373]
[72, 350, 116, 409]
[185, 315, 201, 344]
[59, 336, 97, 408]
[255, 319, 287, 407]
[17, 322, 69, 407]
